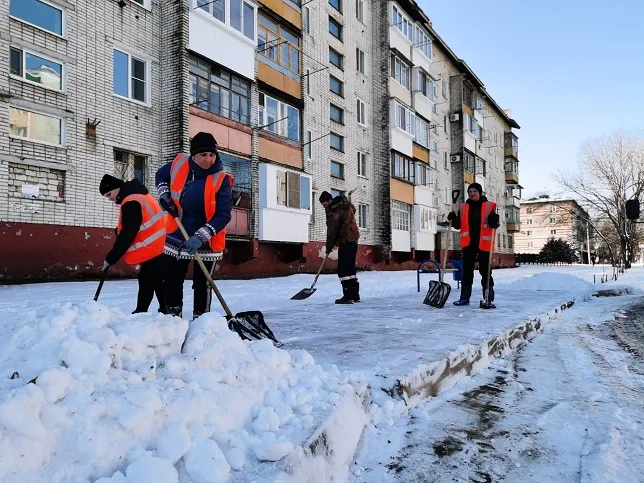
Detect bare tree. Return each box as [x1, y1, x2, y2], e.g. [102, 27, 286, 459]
[553, 131, 644, 267]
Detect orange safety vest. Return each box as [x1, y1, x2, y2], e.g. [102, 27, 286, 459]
[459, 201, 497, 251]
[165, 154, 233, 252]
[117, 193, 167, 265]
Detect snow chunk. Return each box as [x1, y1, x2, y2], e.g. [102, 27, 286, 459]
[60, 338, 111, 375]
[157, 422, 192, 464]
[36, 367, 75, 403]
[125, 455, 178, 483]
[0, 384, 47, 439]
[253, 432, 294, 461]
[184, 436, 231, 483]
[96, 470, 127, 482]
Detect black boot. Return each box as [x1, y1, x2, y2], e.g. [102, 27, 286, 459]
[192, 311, 203, 321]
[454, 284, 472, 306]
[335, 280, 354, 304]
[352, 279, 360, 302]
[167, 305, 183, 318]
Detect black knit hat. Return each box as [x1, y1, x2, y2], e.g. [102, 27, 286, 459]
[319, 191, 333, 203]
[100, 174, 124, 195]
[190, 132, 218, 156]
[468, 183, 483, 196]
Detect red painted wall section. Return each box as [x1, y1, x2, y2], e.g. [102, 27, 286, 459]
[0, 222, 516, 283]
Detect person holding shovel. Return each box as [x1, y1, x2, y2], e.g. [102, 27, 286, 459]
[155, 132, 233, 319]
[319, 190, 360, 304]
[99, 174, 167, 313]
[447, 182, 500, 307]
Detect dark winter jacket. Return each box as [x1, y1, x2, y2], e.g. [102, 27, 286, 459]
[155, 154, 233, 242]
[105, 179, 149, 265]
[450, 195, 500, 251]
[325, 195, 360, 252]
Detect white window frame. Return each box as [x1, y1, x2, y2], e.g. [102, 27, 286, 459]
[356, 47, 366, 74]
[394, 100, 415, 136]
[258, 92, 301, 142]
[9, 0, 65, 38]
[356, 0, 365, 23]
[357, 98, 367, 126]
[391, 5, 413, 42]
[392, 200, 411, 231]
[357, 151, 367, 178]
[391, 54, 410, 90]
[305, 131, 312, 159]
[358, 203, 369, 229]
[8, 105, 64, 147]
[303, 6, 310, 33]
[419, 205, 434, 232]
[9, 46, 65, 92]
[194, 0, 257, 42]
[275, 168, 312, 211]
[431, 140, 439, 152]
[414, 25, 432, 59]
[414, 115, 429, 148]
[130, 0, 151, 10]
[113, 48, 151, 106]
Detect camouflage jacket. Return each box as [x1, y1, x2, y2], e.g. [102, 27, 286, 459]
[325, 195, 360, 251]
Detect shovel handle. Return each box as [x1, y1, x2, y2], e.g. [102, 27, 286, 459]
[93, 267, 109, 301]
[312, 254, 329, 285]
[175, 217, 233, 318]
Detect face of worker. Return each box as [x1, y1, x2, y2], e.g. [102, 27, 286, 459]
[321, 200, 331, 208]
[105, 188, 120, 204]
[193, 151, 217, 169]
[468, 188, 481, 202]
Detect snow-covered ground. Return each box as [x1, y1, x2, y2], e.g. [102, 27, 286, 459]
[0, 264, 640, 482]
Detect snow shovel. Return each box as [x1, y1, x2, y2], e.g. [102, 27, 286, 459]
[480, 228, 498, 310]
[291, 254, 328, 300]
[424, 190, 460, 308]
[173, 218, 280, 353]
[93, 266, 109, 301]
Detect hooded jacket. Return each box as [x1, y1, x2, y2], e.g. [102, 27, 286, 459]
[325, 195, 360, 251]
[105, 178, 150, 265]
[155, 154, 233, 242]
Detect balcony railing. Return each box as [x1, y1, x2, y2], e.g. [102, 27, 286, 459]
[222, 156, 252, 237]
[505, 159, 519, 184]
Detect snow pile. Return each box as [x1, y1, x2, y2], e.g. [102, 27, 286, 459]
[503, 272, 595, 293]
[0, 302, 361, 482]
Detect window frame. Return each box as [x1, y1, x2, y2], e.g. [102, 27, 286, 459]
[329, 0, 342, 14]
[330, 103, 344, 124]
[414, 25, 432, 59]
[356, 0, 364, 23]
[258, 11, 299, 74]
[275, 168, 311, 211]
[8, 105, 64, 147]
[358, 203, 369, 229]
[356, 47, 365, 74]
[330, 74, 344, 97]
[394, 100, 415, 136]
[392, 152, 414, 183]
[330, 160, 345, 179]
[330, 132, 344, 152]
[113, 48, 151, 106]
[329, 46, 344, 70]
[357, 151, 367, 178]
[9, 0, 65, 38]
[357, 98, 366, 126]
[390, 54, 410, 90]
[9, 46, 65, 92]
[258, 91, 301, 142]
[328, 16, 343, 41]
[392, 200, 412, 231]
[414, 115, 429, 148]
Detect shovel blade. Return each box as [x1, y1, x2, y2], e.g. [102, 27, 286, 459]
[423, 280, 452, 308]
[291, 287, 316, 300]
[228, 310, 281, 346]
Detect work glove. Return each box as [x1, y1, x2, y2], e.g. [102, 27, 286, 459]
[325, 246, 333, 256]
[159, 192, 179, 218]
[180, 234, 205, 255]
[487, 212, 500, 229]
[447, 211, 457, 222]
[101, 260, 111, 272]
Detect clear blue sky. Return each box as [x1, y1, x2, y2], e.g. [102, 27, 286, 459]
[417, 0, 644, 198]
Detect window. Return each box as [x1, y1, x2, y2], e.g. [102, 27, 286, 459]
[527, 219, 533, 225]
[443, 115, 448, 134]
[330, 103, 344, 124]
[444, 152, 448, 169]
[464, 152, 475, 173]
[472, 120, 483, 141]
[431, 141, 439, 152]
[113, 49, 148, 103]
[10, 47, 63, 91]
[331, 161, 344, 179]
[508, 235, 514, 249]
[476, 157, 486, 177]
[196, 0, 225, 23]
[356, 48, 365, 74]
[329, 47, 344, 69]
[527, 230, 532, 236]
[442, 78, 448, 100]
[305, 131, 312, 159]
[394, 101, 415, 136]
[358, 203, 369, 229]
[258, 12, 299, 73]
[551, 230, 557, 235]
[357, 99, 366, 125]
[419, 205, 435, 232]
[189, 55, 251, 125]
[415, 116, 429, 148]
[464, 113, 472, 132]
[392, 201, 411, 231]
[502, 235, 507, 249]
[550, 205, 557, 213]
[10, 0, 63, 36]
[330, 132, 344, 152]
[357, 151, 367, 177]
[306, 69, 311, 95]
[330, 188, 344, 198]
[390, 55, 410, 89]
[276, 169, 311, 210]
[475, 96, 483, 111]
[414, 26, 432, 59]
[303, 6, 310, 33]
[258, 92, 300, 141]
[114, 150, 147, 184]
[528, 242, 534, 248]
[392, 152, 414, 183]
[391, 6, 413, 42]
[356, 0, 364, 22]
[330, 75, 344, 96]
[329, 17, 343, 41]
[550, 217, 556, 224]
[329, 0, 342, 13]
[9, 107, 62, 145]
[415, 163, 433, 187]
[416, 70, 434, 101]
[526, 207, 533, 214]
[225, 0, 255, 39]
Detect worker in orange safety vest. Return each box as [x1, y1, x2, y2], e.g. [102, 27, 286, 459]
[99, 174, 167, 314]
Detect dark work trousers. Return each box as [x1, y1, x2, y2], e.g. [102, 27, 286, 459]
[338, 242, 358, 281]
[134, 254, 166, 313]
[461, 246, 494, 301]
[163, 254, 215, 317]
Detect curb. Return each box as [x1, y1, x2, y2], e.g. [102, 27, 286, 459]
[390, 299, 576, 406]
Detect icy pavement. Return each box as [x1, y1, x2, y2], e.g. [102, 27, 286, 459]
[0, 264, 638, 482]
[349, 289, 644, 483]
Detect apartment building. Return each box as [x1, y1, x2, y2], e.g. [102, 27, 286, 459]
[515, 196, 591, 258]
[0, 0, 185, 281]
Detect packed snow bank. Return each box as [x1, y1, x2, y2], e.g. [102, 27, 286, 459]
[0, 302, 362, 482]
[502, 272, 595, 293]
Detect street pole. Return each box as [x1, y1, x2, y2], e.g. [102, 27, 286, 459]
[586, 220, 591, 265]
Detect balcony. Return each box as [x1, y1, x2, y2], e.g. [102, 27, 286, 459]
[505, 158, 519, 184]
[505, 207, 520, 232]
[505, 184, 522, 209]
[504, 132, 519, 160]
[221, 153, 252, 238]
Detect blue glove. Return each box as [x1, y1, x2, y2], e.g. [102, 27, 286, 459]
[180, 234, 204, 255]
[101, 260, 111, 272]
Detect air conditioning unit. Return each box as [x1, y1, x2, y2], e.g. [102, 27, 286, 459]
[449, 113, 460, 122]
[451, 154, 461, 163]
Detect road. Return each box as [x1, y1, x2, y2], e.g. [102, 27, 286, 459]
[351, 294, 644, 483]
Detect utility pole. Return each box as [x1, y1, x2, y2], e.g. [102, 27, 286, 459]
[586, 220, 591, 265]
